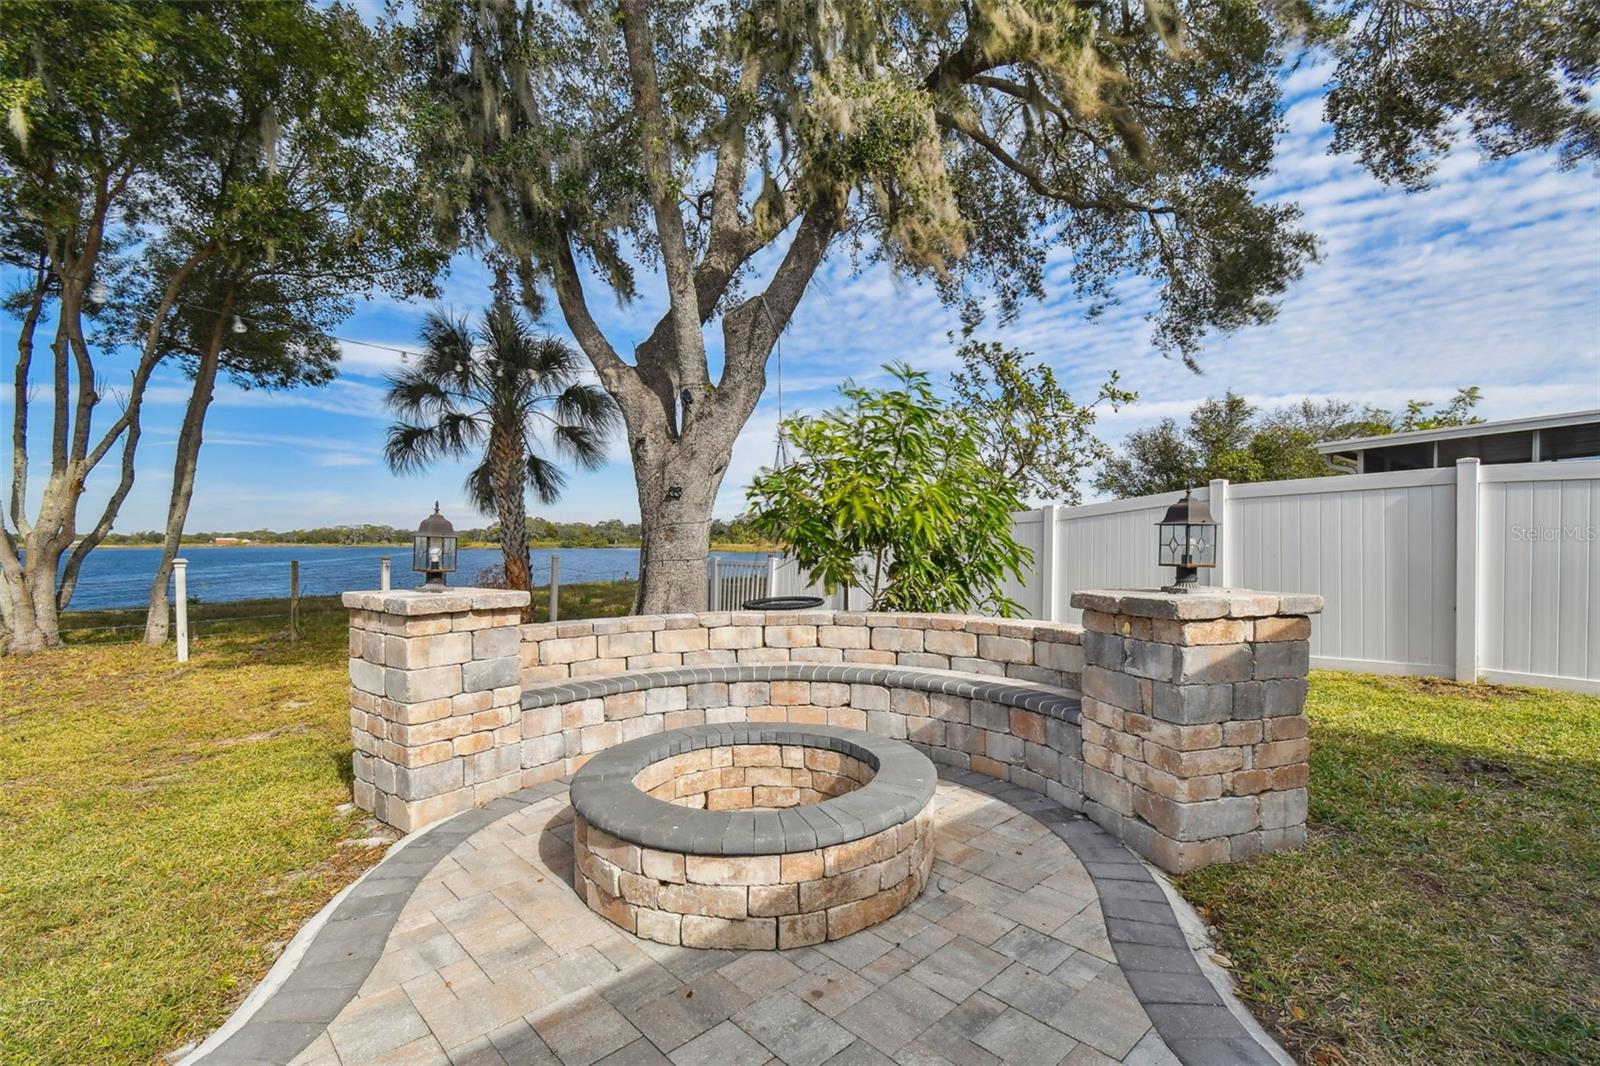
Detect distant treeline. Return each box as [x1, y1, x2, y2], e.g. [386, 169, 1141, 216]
[101, 515, 775, 550]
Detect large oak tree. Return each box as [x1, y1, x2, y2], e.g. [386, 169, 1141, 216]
[406, 0, 1592, 614]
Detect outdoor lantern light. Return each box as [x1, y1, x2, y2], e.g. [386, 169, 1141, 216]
[1156, 489, 1217, 592]
[412, 502, 458, 591]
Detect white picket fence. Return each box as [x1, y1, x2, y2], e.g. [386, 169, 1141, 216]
[706, 556, 777, 610]
[770, 457, 1600, 694]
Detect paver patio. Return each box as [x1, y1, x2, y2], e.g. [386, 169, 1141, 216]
[193, 772, 1286, 1066]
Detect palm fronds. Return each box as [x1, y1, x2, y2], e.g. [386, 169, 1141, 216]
[383, 299, 618, 518]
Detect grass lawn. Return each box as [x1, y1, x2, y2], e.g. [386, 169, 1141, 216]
[5, 603, 1595, 1066]
[1179, 671, 1600, 1065]
[0, 583, 634, 1065]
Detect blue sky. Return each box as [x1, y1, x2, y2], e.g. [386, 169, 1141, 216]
[5, 62, 1599, 533]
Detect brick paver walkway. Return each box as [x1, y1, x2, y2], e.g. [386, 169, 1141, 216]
[195, 774, 1285, 1066]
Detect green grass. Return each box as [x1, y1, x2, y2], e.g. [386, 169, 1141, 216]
[0, 582, 634, 1065]
[7, 602, 1595, 1065]
[1178, 672, 1600, 1065]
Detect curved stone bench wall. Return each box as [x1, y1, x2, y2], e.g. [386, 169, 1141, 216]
[518, 663, 1084, 812]
[519, 611, 1085, 691]
[347, 590, 1321, 874]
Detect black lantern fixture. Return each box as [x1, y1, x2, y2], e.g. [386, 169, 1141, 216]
[412, 502, 458, 591]
[1155, 489, 1217, 592]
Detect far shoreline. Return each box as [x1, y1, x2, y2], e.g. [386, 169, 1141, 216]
[92, 541, 778, 552]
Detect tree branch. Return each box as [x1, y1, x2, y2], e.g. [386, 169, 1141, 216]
[10, 251, 48, 536]
[550, 226, 631, 388]
[82, 241, 216, 472]
[618, 0, 707, 388]
[717, 199, 841, 413]
[64, 180, 116, 465]
[968, 74, 1113, 153]
[937, 110, 1174, 216]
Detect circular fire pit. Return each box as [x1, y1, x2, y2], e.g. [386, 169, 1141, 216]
[569, 724, 936, 950]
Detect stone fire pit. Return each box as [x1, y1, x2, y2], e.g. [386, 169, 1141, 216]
[568, 724, 936, 950]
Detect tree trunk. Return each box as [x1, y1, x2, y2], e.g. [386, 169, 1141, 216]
[489, 427, 532, 618]
[2, 478, 75, 654]
[629, 413, 741, 615]
[1, 552, 46, 654]
[143, 336, 224, 644]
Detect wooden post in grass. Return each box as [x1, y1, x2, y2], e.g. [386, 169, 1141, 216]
[173, 559, 189, 662]
[289, 560, 302, 641]
[548, 553, 560, 622]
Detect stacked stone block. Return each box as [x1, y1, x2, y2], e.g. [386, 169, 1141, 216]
[523, 672, 1082, 813]
[637, 744, 873, 809]
[350, 592, 1317, 875]
[344, 588, 530, 832]
[573, 800, 935, 950]
[1070, 588, 1323, 873]
[522, 611, 1084, 692]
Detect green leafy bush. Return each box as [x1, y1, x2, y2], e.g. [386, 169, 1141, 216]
[747, 364, 1030, 615]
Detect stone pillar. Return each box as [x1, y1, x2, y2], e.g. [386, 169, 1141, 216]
[344, 588, 530, 833]
[1070, 588, 1324, 874]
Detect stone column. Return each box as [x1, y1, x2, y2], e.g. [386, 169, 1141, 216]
[344, 588, 530, 833]
[1070, 588, 1324, 874]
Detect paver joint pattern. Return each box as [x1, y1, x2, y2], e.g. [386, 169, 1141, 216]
[194, 773, 1282, 1066]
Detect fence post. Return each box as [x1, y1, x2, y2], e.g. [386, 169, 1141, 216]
[173, 558, 189, 662]
[379, 555, 391, 591]
[1455, 458, 1481, 683]
[1038, 505, 1061, 620]
[1207, 479, 1231, 588]
[289, 559, 301, 641]
[548, 552, 559, 623]
[710, 556, 722, 610]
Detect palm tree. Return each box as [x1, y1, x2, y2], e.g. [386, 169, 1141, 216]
[384, 302, 618, 609]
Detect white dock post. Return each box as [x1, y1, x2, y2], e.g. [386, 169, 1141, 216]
[380, 555, 391, 591]
[173, 558, 190, 662]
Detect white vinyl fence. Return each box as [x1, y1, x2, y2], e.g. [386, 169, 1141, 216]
[771, 458, 1600, 694]
[706, 556, 776, 610]
[1016, 459, 1599, 694]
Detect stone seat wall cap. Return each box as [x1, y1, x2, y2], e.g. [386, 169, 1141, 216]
[521, 660, 1082, 714]
[572, 724, 935, 854]
[1070, 588, 1325, 619]
[343, 588, 530, 614]
[795, 802, 844, 838]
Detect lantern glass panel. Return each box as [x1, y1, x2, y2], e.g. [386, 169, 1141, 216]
[412, 535, 429, 571]
[1190, 523, 1216, 566]
[1158, 523, 1186, 567]
[438, 536, 458, 573]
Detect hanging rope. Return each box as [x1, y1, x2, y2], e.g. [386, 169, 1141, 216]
[759, 295, 789, 470]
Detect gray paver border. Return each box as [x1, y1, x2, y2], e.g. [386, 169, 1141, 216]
[192, 772, 1286, 1066]
[935, 765, 1289, 1066]
[569, 723, 937, 853]
[188, 781, 568, 1066]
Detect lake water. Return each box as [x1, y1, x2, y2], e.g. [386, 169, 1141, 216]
[63, 545, 773, 611]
